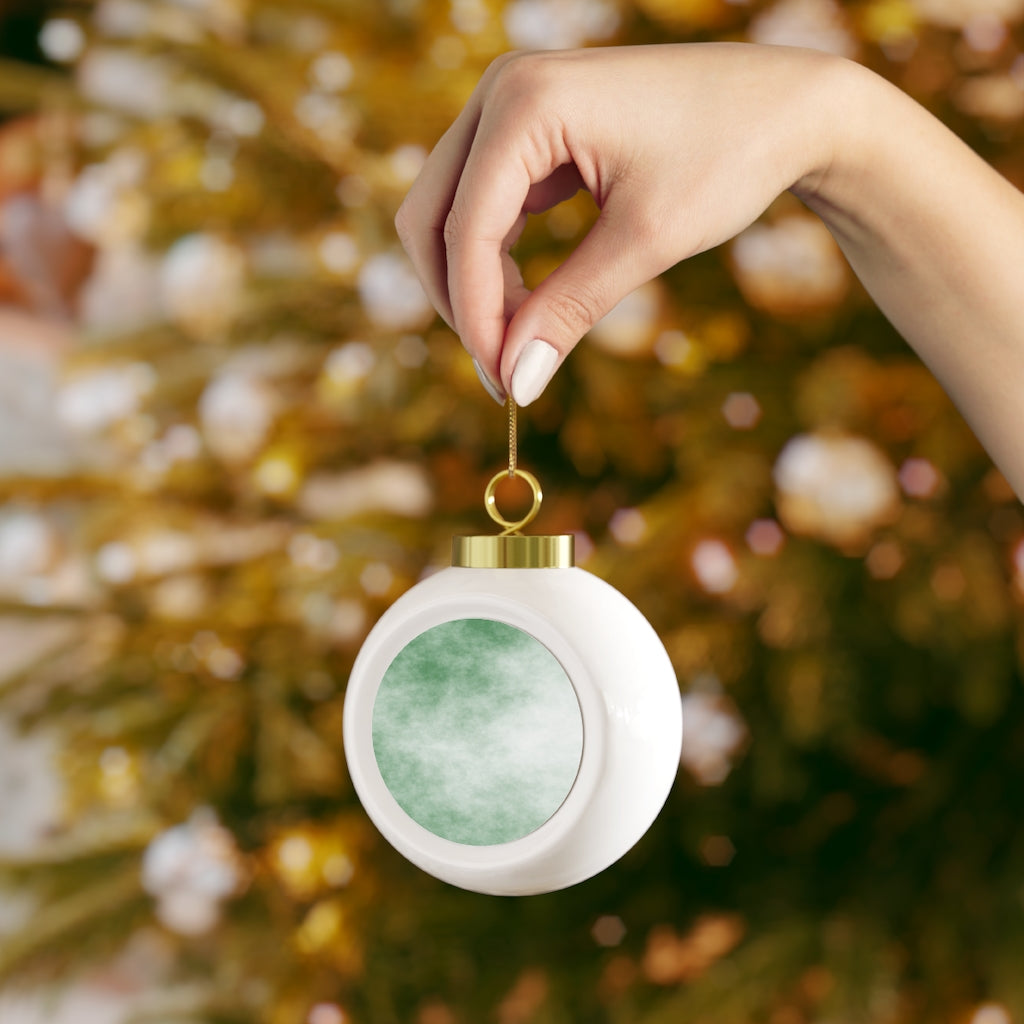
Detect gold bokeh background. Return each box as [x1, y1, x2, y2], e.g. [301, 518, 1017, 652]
[1, 1, 1023, 1022]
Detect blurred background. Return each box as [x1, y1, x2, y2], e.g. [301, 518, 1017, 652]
[1, 0, 1023, 1022]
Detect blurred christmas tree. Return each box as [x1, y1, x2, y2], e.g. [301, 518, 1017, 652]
[1, 0, 1023, 1022]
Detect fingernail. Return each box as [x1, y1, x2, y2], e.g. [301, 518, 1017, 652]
[511, 339, 559, 407]
[473, 358, 506, 405]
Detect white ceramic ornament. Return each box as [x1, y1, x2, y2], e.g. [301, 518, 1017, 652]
[344, 405, 682, 896]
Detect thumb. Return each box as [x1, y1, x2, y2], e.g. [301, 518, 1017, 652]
[500, 209, 655, 406]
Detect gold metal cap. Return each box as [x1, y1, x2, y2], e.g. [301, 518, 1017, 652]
[452, 533, 575, 569]
[452, 464, 573, 568]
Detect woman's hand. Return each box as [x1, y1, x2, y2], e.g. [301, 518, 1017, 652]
[396, 42, 1024, 499]
[396, 43, 844, 405]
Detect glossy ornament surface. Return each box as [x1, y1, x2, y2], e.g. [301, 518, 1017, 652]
[345, 404, 682, 895]
[344, 556, 682, 895]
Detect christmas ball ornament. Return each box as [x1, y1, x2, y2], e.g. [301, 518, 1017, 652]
[344, 402, 682, 895]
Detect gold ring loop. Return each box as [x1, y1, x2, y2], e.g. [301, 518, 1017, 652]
[484, 468, 542, 535]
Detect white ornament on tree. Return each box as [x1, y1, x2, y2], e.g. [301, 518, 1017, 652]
[141, 807, 243, 935]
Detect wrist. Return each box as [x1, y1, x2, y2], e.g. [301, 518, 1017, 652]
[788, 54, 878, 215]
[790, 56, 955, 257]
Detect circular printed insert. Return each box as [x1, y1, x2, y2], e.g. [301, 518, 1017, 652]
[372, 618, 583, 846]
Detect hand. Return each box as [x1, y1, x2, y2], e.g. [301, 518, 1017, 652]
[395, 43, 844, 405]
[397, 42, 1024, 500]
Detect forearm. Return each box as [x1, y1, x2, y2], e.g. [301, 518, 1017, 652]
[795, 60, 1024, 497]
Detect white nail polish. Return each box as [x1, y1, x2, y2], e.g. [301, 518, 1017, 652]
[472, 358, 506, 405]
[511, 339, 559, 407]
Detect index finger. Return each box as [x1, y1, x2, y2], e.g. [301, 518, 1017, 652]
[394, 55, 520, 331]
[445, 93, 568, 382]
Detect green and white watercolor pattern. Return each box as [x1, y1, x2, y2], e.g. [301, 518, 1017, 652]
[372, 618, 584, 846]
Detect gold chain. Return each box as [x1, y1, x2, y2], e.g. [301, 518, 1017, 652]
[507, 396, 517, 478]
[483, 397, 541, 534]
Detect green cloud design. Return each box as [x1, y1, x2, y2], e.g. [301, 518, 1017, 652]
[373, 618, 584, 846]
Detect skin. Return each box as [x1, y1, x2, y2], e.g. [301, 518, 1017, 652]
[395, 43, 1024, 499]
